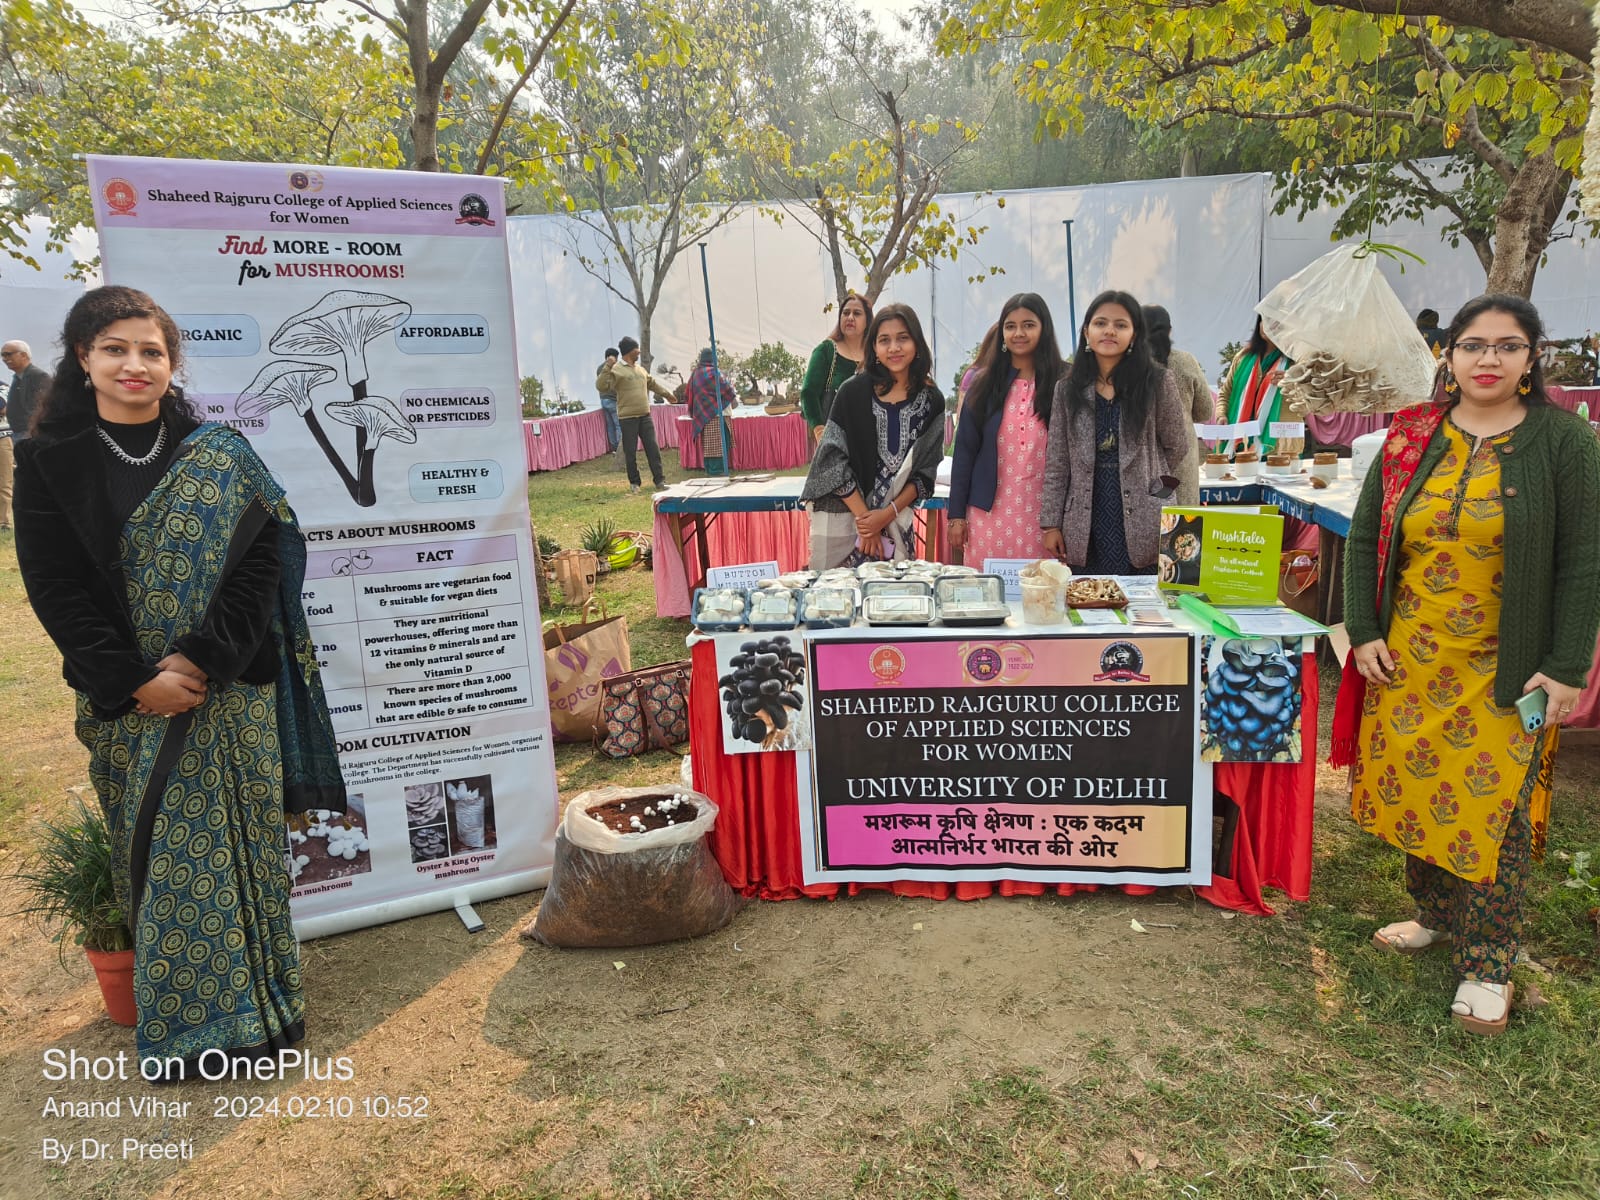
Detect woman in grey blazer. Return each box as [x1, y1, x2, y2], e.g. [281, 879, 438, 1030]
[1040, 290, 1189, 573]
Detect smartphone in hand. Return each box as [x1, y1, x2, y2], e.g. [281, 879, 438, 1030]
[1514, 687, 1548, 734]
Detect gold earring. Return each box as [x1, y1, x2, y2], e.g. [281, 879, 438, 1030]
[1518, 374, 1532, 396]
[1443, 372, 1458, 394]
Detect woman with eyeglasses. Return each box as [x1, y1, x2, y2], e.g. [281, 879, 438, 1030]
[1040, 290, 1189, 574]
[1335, 294, 1600, 1036]
[948, 294, 1066, 566]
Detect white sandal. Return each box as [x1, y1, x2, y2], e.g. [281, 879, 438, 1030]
[1451, 980, 1513, 1036]
[1371, 920, 1450, 956]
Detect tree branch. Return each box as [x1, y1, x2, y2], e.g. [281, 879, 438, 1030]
[474, 0, 581, 174]
[1317, 0, 1594, 64]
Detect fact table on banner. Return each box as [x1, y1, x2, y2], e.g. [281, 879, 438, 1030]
[87, 155, 560, 938]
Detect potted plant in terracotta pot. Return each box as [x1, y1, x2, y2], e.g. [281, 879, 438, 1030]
[15, 799, 138, 1026]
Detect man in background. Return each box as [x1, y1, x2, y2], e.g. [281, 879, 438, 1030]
[1415, 309, 1446, 357]
[0, 340, 49, 529]
[596, 337, 674, 493]
[595, 346, 622, 463]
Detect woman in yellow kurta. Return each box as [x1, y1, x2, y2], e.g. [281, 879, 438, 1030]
[1338, 294, 1600, 1035]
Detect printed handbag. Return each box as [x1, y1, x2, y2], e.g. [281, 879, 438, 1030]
[595, 661, 692, 758]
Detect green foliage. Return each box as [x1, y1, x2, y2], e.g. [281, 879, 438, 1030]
[13, 798, 134, 958]
[732, 343, 805, 396]
[938, 0, 1595, 292]
[1566, 850, 1600, 893]
[537, 532, 562, 558]
[0, 1, 408, 271]
[520, 376, 547, 419]
[579, 516, 620, 555]
[757, 7, 1003, 306]
[539, 0, 763, 363]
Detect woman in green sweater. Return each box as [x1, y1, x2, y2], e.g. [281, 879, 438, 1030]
[800, 293, 871, 447]
[1334, 294, 1600, 1036]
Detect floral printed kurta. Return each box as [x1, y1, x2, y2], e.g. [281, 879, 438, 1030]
[1350, 419, 1556, 883]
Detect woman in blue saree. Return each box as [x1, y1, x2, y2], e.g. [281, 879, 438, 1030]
[16, 286, 345, 1077]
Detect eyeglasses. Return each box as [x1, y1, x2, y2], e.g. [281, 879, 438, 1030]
[1453, 341, 1532, 357]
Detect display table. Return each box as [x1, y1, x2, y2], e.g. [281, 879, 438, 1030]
[652, 478, 948, 617]
[678, 410, 811, 472]
[523, 410, 609, 472]
[690, 623, 1316, 915]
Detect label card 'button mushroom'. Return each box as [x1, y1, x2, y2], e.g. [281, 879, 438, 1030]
[408, 460, 504, 503]
[172, 314, 261, 357]
[394, 314, 491, 355]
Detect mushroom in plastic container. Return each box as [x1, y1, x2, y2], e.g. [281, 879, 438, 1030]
[235, 359, 357, 499]
[324, 395, 418, 507]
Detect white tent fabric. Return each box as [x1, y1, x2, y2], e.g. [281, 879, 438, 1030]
[8, 166, 1599, 402]
[0, 218, 100, 371]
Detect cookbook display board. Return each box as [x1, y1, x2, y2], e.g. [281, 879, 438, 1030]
[795, 630, 1212, 886]
[89, 155, 558, 936]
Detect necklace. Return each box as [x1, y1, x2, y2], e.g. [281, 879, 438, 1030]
[97, 422, 167, 466]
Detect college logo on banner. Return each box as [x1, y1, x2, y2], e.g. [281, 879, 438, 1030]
[103, 179, 138, 216]
[1095, 641, 1150, 683]
[868, 646, 905, 683]
[457, 193, 496, 227]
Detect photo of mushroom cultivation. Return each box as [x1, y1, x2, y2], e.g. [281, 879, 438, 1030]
[444, 775, 497, 855]
[235, 289, 418, 507]
[1199, 636, 1304, 763]
[286, 794, 372, 889]
[404, 781, 451, 863]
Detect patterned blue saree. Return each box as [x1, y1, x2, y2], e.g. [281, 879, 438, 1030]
[77, 424, 345, 1069]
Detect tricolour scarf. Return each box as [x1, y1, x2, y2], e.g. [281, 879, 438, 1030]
[1328, 402, 1450, 767]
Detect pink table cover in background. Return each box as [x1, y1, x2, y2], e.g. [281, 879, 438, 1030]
[523, 410, 609, 472]
[678, 413, 811, 471]
[652, 403, 687, 449]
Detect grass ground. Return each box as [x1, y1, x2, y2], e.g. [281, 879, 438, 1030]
[0, 452, 1597, 1200]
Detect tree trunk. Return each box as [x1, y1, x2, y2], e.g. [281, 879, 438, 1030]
[403, 1, 441, 173]
[1484, 149, 1571, 297]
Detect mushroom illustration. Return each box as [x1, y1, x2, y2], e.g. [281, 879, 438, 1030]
[324, 394, 418, 507]
[236, 359, 357, 500]
[269, 291, 412, 405]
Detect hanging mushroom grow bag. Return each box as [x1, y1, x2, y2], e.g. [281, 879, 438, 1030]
[522, 786, 741, 948]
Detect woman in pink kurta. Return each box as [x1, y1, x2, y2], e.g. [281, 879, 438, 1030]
[965, 377, 1049, 563]
[948, 293, 1066, 566]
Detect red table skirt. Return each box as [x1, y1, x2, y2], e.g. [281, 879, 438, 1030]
[690, 641, 1314, 915]
[678, 413, 811, 471]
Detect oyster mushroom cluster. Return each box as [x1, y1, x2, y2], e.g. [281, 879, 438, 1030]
[719, 636, 805, 748]
[236, 290, 417, 506]
[1203, 638, 1302, 762]
[1278, 350, 1411, 416]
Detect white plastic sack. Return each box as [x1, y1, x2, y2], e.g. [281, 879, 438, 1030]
[560, 784, 718, 852]
[1256, 244, 1439, 414]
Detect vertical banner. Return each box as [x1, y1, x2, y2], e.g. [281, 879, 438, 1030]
[88, 156, 558, 936]
[796, 632, 1211, 885]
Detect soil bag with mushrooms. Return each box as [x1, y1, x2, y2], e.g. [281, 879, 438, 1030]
[1255, 244, 1439, 415]
[522, 785, 741, 948]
